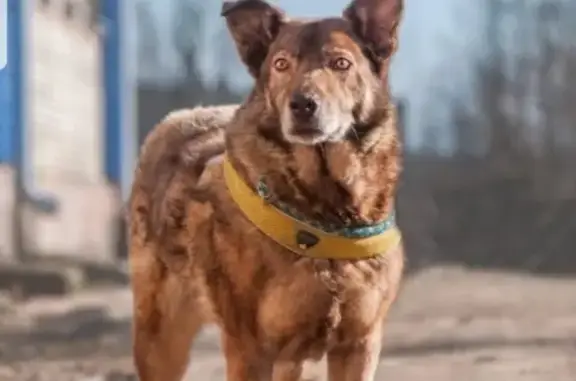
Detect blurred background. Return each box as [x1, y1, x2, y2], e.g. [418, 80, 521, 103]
[0, 0, 575, 380]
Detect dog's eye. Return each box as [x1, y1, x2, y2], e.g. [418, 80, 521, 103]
[273, 58, 290, 72]
[330, 57, 352, 71]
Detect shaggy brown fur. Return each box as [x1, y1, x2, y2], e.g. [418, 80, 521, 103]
[129, 0, 404, 380]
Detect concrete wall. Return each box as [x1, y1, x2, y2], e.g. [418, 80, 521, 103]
[29, 0, 102, 186]
[0, 0, 120, 262]
[0, 166, 15, 259]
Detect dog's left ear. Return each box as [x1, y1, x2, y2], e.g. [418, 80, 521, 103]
[343, 0, 403, 64]
[222, 0, 285, 78]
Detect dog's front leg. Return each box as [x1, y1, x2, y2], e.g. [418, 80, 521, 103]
[222, 333, 272, 381]
[326, 332, 382, 381]
[271, 361, 303, 381]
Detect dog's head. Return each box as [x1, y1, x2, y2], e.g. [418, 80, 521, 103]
[223, 0, 403, 145]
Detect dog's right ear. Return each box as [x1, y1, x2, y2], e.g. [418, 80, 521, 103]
[222, 0, 285, 78]
[343, 0, 403, 60]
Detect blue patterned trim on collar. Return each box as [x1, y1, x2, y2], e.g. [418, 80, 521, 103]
[256, 180, 396, 238]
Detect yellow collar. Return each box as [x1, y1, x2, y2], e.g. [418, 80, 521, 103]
[222, 156, 401, 260]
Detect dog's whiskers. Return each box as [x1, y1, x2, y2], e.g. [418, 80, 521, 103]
[350, 125, 360, 141]
[318, 144, 327, 156]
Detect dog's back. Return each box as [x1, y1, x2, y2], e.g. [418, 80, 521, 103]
[129, 105, 237, 248]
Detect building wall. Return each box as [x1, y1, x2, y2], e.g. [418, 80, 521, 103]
[0, 167, 15, 259]
[0, 0, 120, 262]
[29, 0, 102, 186]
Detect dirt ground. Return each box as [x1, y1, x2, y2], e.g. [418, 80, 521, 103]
[0, 266, 574, 381]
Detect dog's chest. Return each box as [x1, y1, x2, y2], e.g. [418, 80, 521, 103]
[257, 262, 389, 349]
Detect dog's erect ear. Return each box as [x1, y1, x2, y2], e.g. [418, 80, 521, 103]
[343, 0, 403, 60]
[222, 0, 285, 77]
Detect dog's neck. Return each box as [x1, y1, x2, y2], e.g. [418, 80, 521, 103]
[226, 104, 400, 230]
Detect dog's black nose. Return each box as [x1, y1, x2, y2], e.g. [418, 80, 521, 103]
[289, 93, 317, 120]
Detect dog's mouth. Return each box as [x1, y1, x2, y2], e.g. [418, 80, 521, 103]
[285, 123, 330, 145]
[290, 122, 323, 137]
[286, 121, 353, 145]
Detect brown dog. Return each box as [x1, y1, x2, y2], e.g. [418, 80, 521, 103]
[128, 0, 404, 380]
